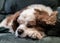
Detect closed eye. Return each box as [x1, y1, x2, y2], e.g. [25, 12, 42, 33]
[27, 24, 35, 28]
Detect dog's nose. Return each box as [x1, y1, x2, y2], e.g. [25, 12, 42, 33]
[18, 29, 24, 35]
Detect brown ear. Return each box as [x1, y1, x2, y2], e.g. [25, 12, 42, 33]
[35, 9, 49, 21]
[34, 9, 50, 26]
[12, 11, 20, 31]
[35, 9, 48, 15]
[46, 11, 58, 25]
[6, 11, 20, 31]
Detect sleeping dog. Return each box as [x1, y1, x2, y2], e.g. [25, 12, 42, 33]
[0, 4, 59, 39]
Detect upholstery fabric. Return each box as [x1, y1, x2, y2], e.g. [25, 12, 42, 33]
[0, 0, 5, 11]
[0, 33, 60, 43]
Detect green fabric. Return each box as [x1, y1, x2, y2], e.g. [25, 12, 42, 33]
[0, 14, 6, 22]
[0, 27, 9, 33]
[0, 0, 5, 10]
[0, 33, 60, 43]
[57, 7, 60, 22]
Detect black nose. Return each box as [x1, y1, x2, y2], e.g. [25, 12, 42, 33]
[18, 29, 24, 35]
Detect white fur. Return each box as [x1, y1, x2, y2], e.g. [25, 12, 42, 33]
[27, 4, 53, 16]
[17, 8, 36, 24]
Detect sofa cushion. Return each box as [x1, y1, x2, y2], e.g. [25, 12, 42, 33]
[0, 0, 5, 11]
[0, 33, 60, 43]
[4, 0, 58, 13]
[0, 14, 6, 22]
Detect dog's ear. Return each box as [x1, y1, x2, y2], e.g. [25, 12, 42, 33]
[12, 11, 20, 31]
[46, 11, 58, 25]
[34, 9, 49, 24]
[6, 11, 20, 31]
[34, 9, 49, 19]
[35, 9, 48, 15]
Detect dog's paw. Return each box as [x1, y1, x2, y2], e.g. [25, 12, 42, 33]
[31, 32, 45, 39]
[27, 30, 45, 39]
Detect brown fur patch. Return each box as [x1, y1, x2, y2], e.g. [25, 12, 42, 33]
[34, 9, 58, 25]
[46, 11, 58, 25]
[12, 11, 20, 31]
[34, 9, 49, 20]
[6, 11, 20, 31]
[34, 9, 49, 24]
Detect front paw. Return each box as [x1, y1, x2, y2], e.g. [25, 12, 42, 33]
[28, 31, 45, 39]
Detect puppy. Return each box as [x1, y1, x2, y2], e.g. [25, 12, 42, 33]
[0, 4, 58, 39]
[15, 4, 58, 39]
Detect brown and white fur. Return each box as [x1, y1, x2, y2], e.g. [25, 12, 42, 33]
[0, 4, 58, 39]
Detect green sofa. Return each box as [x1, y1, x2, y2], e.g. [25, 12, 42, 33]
[0, 33, 60, 43]
[0, 0, 60, 43]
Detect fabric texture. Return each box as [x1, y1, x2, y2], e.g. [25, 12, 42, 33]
[4, 0, 58, 13]
[0, 0, 5, 11]
[0, 14, 6, 22]
[0, 33, 60, 43]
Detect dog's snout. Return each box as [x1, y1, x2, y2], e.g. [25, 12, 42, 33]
[18, 29, 24, 35]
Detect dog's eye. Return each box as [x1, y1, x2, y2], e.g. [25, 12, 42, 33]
[27, 25, 33, 28]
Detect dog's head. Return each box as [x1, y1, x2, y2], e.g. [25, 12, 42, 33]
[15, 5, 58, 39]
